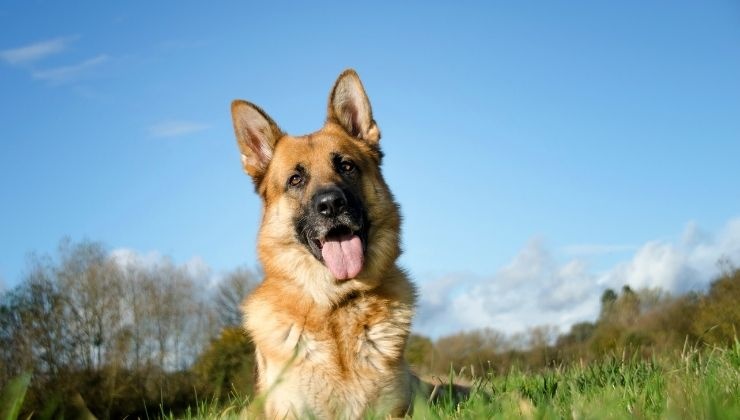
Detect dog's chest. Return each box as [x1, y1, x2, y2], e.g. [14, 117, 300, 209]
[252, 290, 414, 418]
[298, 295, 411, 374]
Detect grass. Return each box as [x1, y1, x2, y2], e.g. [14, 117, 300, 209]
[166, 340, 740, 419]
[456, 340, 739, 420]
[0, 373, 31, 420]
[431, 341, 739, 419]
[4, 342, 739, 419]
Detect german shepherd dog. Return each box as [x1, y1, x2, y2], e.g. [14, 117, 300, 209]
[231, 70, 417, 418]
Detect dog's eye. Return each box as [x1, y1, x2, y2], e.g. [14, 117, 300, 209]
[340, 160, 355, 173]
[288, 174, 303, 187]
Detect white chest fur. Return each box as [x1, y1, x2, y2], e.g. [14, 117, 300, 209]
[251, 293, 414, 418]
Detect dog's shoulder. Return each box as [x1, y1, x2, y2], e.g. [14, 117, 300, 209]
[241, 279, 308, 358]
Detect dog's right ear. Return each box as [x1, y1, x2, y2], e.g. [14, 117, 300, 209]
[231, 100, 284, 183]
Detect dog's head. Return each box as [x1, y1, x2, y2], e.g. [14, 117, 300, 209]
[231, 70, 400, 301]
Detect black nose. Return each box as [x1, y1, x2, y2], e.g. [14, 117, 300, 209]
[314, 187, 347, 218]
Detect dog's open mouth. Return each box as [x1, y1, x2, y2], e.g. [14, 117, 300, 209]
[311, 226, 365, 281]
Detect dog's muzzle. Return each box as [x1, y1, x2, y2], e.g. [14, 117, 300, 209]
[301, 187, 368, 280]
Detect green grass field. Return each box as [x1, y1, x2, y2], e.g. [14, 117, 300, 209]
[3, 341, 738, 419]
[153, 340, 740, 420]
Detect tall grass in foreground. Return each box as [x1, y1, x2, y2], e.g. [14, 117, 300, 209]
[158, 340, 740, 419]
[3, 341, 737, 419]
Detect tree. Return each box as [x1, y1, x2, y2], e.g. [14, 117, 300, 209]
[56, 239, 124, 371]
[1, 238, 225, 418]
[214, 268, 258, 328]
[599, 288, 618, 319]
[405, 334, 434, 372]
[193, 326, 255, 398]
[693, 268, 740, 346]
[525, 325, 559, 368]
[432, 328, 504, 375]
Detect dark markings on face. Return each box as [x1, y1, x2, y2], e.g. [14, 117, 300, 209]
[331, 153, 361, 183]
[292, 151, 370, 262]
[285, 163, 309, 192]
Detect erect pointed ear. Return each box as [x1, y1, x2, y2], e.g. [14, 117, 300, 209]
[327, 69, 380, 144]
[231, 100, 284, 183]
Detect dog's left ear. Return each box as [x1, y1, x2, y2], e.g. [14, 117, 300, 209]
[327, 69, 380, 145]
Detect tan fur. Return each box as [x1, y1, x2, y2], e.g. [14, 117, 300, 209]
[231, 70, 417, 419]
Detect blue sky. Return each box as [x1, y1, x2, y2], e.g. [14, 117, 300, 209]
[1, 1, 739, 336]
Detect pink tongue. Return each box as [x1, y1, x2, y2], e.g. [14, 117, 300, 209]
[321, 234, 364, 280]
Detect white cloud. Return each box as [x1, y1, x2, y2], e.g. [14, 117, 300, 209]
[0, 35, 78, 65]
[2, 36, 109, 86]
[148, 120, 210, 138]
[31, 54, 109, 85]
[109, 248, 165, 269]
[416, 239, 601, 338]
[109, 248, 215, 286]
[415, 218, 740, 338]
[183, 255, 215, 285]
[598, 219, 740, 292]
[562, 243, 636, 257]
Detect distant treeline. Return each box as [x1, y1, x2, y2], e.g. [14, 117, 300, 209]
[0, 239, 256, 418]
[406, 261, 740, 376]
[1, 238, 738, 418]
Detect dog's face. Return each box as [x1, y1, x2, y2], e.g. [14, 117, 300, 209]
[263, 128, 376, 281]
[231, 70, 400, 299]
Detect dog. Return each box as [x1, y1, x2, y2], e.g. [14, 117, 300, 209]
[231, 70, 417, 418]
